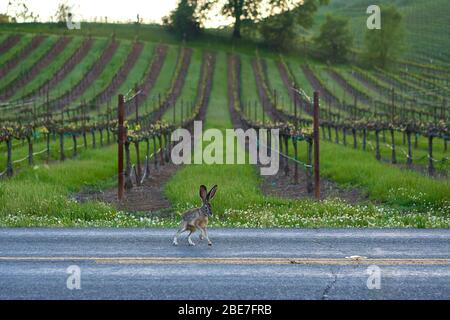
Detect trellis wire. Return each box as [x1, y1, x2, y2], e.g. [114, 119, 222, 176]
[12, 147, 48, 164]
[258, 140, 312, 169]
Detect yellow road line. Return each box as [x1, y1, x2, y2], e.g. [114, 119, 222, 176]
[1, 257, 450, 265]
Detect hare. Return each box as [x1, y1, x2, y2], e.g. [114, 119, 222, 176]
[173, 185, 218, 247]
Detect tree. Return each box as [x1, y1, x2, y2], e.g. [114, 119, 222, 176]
[6, 0, 39, 22]
[221, 0, 261, 38]
[363, 5, 404, 67]
[163, 0, 201, 40]
[259, 1, 329, 50]
[201, 0, 329, 39]
[313, 15, 353, 63]
[259, 10, 295, 50]
[54, 1, 71, 25]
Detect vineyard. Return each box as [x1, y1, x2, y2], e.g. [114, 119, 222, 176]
[315, 0, 450, 65]
[0, 18, 449, 228]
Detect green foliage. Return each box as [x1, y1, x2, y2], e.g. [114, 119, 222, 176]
[163, 0, 201, 40]
[313, 14, 353, 63]
[53, 1, 70, 25]
[363, 5, 405, 67]
[248, 0, 330, 49]
[6, 0, 39, 22]
[292, 0, 330, 29]
[259, 11, 296, 50]
[313, 0, 449, 64]
[201, 0, 328, 39]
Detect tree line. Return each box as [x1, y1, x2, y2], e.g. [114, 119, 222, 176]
[164, 0, 405, 68]
[0, 0, 405, 68]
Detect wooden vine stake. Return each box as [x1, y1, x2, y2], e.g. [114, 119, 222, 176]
[313, 91, 320, 200]
[118, 94, 125, 201]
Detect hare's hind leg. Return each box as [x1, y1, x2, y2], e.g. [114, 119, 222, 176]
[173, 222, 188, 246]
[187, 230, 196, 246]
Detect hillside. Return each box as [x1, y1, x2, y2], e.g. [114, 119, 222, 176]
[315, 0, 450, 65]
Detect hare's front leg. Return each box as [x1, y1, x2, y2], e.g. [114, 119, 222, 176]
[202, 227, 212, 246]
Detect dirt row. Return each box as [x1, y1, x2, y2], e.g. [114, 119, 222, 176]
[277, 61, 313, 115]
[151, 47, 193, 121]
[251, 59, 286, 122]
[48, 40, 120, 111]
[77, 52, 217, 213]
[227, 55, 243, 127]
[326, 69, 370, 105]
[229, 54, 366, 203]
[124, 45, 168, 117]
[267, 60, 448, 182]
[26, 38, 94, 100]
[301, 65, 341, 108]
[351, 69, 386, 97]
[0, 35, 45, 79]
[92, 42, 144, 106]
[0, 34, 21, 55]
[194, 53, 216, 122]
[0, 37, 72, 101]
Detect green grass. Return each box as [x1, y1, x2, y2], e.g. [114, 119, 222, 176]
[43, 37, 108, 105]
[0, 23, 264, 58]
[165, 52, 266, 214]
[0, 33, 32, 66]
[10, 36, 83, 101]
[264, 59, 293, 113]
[3, 0, 450, 65]
[0, 23, 448, 228]
[0, 130, 110, 172]
[0, 144, 118, 225]
[132, 45, 179, 119]
[287, 61, 314, 95]
[161, 52, 450, 229]
[240, 54, 271, 122]
[315, 0, 450, 64]
[254, 57, 450, 209]
[0, 133, 164, 227]
[71, 40, 132, 109]
[353, 128, 449, 171]
[163, 48, 202, 124]
[286, 134, 450, 210]
[0, 36, 58, 91]
[111, 42, 155, 105]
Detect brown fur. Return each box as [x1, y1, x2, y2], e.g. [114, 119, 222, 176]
[172, 185, 217, 246]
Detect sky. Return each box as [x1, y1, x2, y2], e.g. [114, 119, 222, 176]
[0, 0, 231, 27]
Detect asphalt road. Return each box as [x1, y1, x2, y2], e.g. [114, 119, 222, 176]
[0, 228, 449, 300]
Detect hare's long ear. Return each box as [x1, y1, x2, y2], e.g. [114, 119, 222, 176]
[207, 185, 218, 201]
[199, 185, 208, 203]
